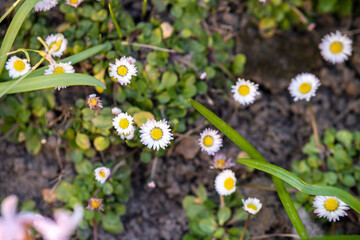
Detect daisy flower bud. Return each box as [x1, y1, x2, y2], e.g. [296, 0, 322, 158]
[319, 31, 352, 64]
[211, 153, 235, 170]
[313, 196, 349, 222]
[5, 56, 31, 79]
[112, 112, 134, 135]
[231, 79, 260, 105]
[87, 94, 103, 110]
[199, 128, 222, 156]
[94, 167, 111, 184]
[139, 119, 173, 151]
[109, 56, 137, 85]
[111, 107, 122, 115]
[86, 198, 103, 212]
[200, 72, 207, 80]
[126, 56, 136, 65]
[215, 169, 237, 196]
[288, 73, 320, 102]
[44, 62, 74, 91]
[45, 33, 67, 58]
[242, 198, 262, 215]
[34, 0, 58, 12]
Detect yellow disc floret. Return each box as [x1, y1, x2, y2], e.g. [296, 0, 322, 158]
[216, 159, 226, 168]
[299, 83, 311, 94]
[224, 177, 235, 190]
[14, 60, 25, 72]
[90, 199, 101, 209]
[203, 136, 213, 147]
[117, 66, 128, 76]
[70, 0, 78, 3]
[50, 40, 62, 52]
[246, 203, 258, 211]
[54, 67, 65, 74]
[330, 42, 343, 54]
[99, 170, 105, 178]
[238, 85, 250, 96]
[119, 119, 129, 129]
[89, 98, 97, 106]
[324, 198, 339, 211]
[151, 127, 163, 140]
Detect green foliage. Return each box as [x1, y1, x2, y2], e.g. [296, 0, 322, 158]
[182, 185, 248, 240]
[291, 128, 360, 211]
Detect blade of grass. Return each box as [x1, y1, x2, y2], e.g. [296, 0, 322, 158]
[0, 73, 105, 94]
[0, 0, 22, 24]
[108, 4, 122, 39]
[310, 236, 360, 240]
[0, 0, 38, 75]
[237, 158, 360, 214]
[189, 99, 309, 240]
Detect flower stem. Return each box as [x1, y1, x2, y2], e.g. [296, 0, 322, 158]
[307, 102, 323, 159]
[331, 221, 335, 235]
[142, 0, 147, 18]
[0, 0, 22, 24]
[240, 214, 251, 240]
[150, 156, 158, 179]
[220, 195, 225, 208]
[93, 219, 98, 240]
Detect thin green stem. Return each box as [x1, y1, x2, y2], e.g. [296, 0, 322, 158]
[308, 102, 324, 159]
[240, 214, 250, 240]
[142, 0, 147, 18]
[108, 4, 122, 39]
[0, 0, 22, 24]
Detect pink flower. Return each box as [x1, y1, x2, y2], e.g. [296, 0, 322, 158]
[33, 204, 83, 240]
[0, 195, 39, 240]
[147, 180, 156, 189]
[111, 107, 122, 115]
[86, 198, 103, 212]
[200, 72, 207, 80]
[210, 153, 235, 170]
[87, 94, 103, 110]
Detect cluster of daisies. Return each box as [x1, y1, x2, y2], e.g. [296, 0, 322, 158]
[228, 31, 352, 106]
[34, 0, 84, 12]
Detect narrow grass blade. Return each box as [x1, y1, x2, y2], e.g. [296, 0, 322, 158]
[238, 158, 360, 214]
[0, 73, 105, 94]
[0, 0, 38, 75]
[28, 43, 110, 78]
[310, 236, 360, 240]
[108, 4, 122, 39]
[189, 99, 309, 240]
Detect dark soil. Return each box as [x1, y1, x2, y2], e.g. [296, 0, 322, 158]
[1, 1, 360, 240]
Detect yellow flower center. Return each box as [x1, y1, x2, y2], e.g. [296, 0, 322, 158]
[238, 85, 250, 96]
[54, 67, 65, 74]
[247, 203, 258, 211]
[216, 159, 226, 168]
[203, 136, 213, 147]
[324, 198, 339, 212]
[330, 42, 343, 54]
[50, 40, 62, 52]
[224, 177, 234, 190]
[90, 199, 101, 209]
[119, 119, 129, 129]
[99, 170, 106, 178]
[151, 128, 163, 140]
[299, 83, 311, 94]
[89, 98, 97, 106]
[117, 66, 128, 76]
[70, 0, 78, 3]
[13, 60, 25, 72]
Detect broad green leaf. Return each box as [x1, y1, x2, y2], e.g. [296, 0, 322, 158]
[56, 181, 77, 202]
[94, 136, 110, 151]
[140, 150, 152, 163]
[195, 184, 207, 202]
[237, 158, 360, 214]
[198, 218, 216, 235]
[102, 213, 123, 234]
[0, 73, 105, 94]
[25, 134, 41, 155]
[75, 160, 93, 175]
[133, 111, 155, 127]
[161, 71, 178, 88]
[232, 54, 246, 75]
[336, 130, 353, 149]
[317, 0, 337, 13]
[75, 133, 91, 150]
[217, 207, 231, 225]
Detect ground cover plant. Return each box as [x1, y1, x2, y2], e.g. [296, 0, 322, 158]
[0, 0, 359, 239]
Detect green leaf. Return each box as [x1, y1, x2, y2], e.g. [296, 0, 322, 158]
[91, 114, 113, 129]
[0, 73, 105, 94]
[102, 213, 123, 234]
[94, 136, 110, 151]
[217, 207, 231, 225]
[336, 130, 353, 148]
[317, 0, 337, 13]
[213, 228, 225, 238]
[56, 181, 77, 202]
[237, 158, 360, 215]
[189, 99, 309, 239]
[161, 71, 178, 88]
[75, 160, 93, 175]
[195, 184, 207, 202]
[140, 150, 152, 163]
[25, 134, 41, 155]
[0, 0, 39, 75]
[232, 54, 246, 75]
[324, 128, 336, 147]
[198, 218, 216, 235]
[75, 133, 91, 150]
[133, 111, 154, 127]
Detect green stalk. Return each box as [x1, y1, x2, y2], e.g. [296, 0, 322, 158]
[0, 0, 22, 24]
[0, 0, 39, 75]
[189, 99, 309, 240]
[108, 4, 122, 39]
[142, 0, 147, 18]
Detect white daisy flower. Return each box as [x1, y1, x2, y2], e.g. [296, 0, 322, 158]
[120, 125, 136, 140]
[94, 167, 111, 184]
[231, 79, 260, 105]
[111, 107, 122, 115]
[200, 72, 207, 80]
[113, 112, 134, 135]
[319, 31, 352, 64]
[87, 94, 103, 110]
[109, 56, 137, 85]
[45, 33, 68, 58]
[313, 196, 349, 222]
[199, 128, 222, 156]
[34, 0, 58, 12]
[44, 62, 74, 91]
[66, 0, 83, 8]
[5, 56, 31, 79]
[242, 198, 262, 215]
[139, 119, 173, 151]
[126, 56, 136, 65]
[288, 73, 320, 102]
[215, 169, 237, 196]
